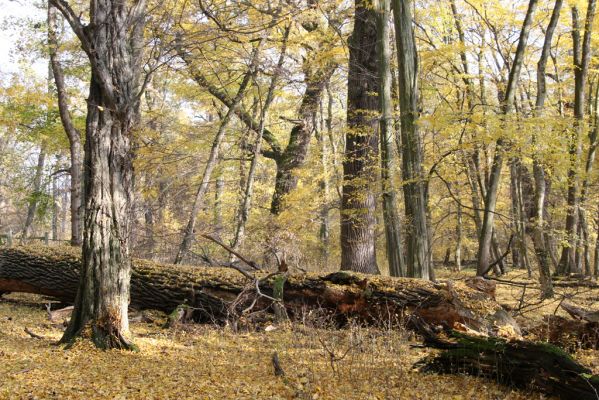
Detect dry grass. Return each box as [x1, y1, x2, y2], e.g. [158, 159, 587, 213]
[1, 269, 597, 400]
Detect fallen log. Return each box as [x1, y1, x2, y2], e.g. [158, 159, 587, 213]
[529, 302, 599, 350]
[417, 327, 599, 400]
[0, 246, 519, 335]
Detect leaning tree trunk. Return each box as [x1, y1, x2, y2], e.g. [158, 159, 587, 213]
[392, 0, 431, 279]
[174, 45, 259, 264]
[340, 0, 380, 274]
[49, 0, 147, 350]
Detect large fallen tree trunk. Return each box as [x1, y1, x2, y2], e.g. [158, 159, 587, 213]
[417, 327, 599, 400]
[0, 246, 519, 335]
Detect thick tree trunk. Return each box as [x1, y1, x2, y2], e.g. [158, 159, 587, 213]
[477, 0, 538, 275]
[341, 0, 380, 274]
[48, 3, 83, 247]
[392, 0, 431, 279]
[50, 0, 147, 350]
[378, 0, 405, 277]
[0, 246, 521, 336]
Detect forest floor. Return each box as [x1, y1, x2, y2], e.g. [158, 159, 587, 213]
[0, 269, 597, 400]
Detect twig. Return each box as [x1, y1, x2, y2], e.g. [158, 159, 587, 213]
[201, 234, 261, 270]
[24, 327, 43, 339]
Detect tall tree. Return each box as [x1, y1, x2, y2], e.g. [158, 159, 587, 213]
[392, 0, 430, 279]
[531, 0, 563, 298]
[377, 0, 405, 277]
[558, 0, 597, 275]
[476, 0, 538, 276]
[340, 0, 380, 274]
[49, 0, 147, 349]
[48, 2, 83, 247]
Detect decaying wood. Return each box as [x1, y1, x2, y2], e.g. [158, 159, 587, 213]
[530, 302, 599, 350]
[416, 325, 599, 400]
[0, 246, 519, 335]
[46, 304, 74, 323]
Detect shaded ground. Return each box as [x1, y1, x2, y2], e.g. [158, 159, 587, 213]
[1, 269, 597, 399]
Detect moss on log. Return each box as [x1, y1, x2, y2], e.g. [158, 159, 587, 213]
[0, 246, 518, 334]
[419, 330, 599, 399]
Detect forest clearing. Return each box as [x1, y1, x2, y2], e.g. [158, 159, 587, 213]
[1, 0, 599, 398]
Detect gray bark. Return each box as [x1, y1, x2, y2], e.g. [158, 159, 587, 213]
[48, 2, 83, 247]
[392, 0, 431, 279]
[477, 0, 538, 275]
[174, 45, 260, 264]
[231, 27, 290, 252]
[378, 0, 405, 277]
[50, 0, 148, 349]
[558, 1, 596, 275]
[22, 144, 46, 240]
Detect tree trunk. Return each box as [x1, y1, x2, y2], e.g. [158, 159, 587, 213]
[0, 246, 521, 337]
[477, 0, 538, 275]
[392, 0, 431, 279]
[558, 1, 597, 275]
[378, 0, 405, 277]
[340, 0, 380, 274]
[48, 3, 83, 247]
[174, 45, 259, 264]
[50, 0, 147, 350]
[270, 60, 336, 214]
[231, 27, 290, 252]
[22, 144, 46, 240]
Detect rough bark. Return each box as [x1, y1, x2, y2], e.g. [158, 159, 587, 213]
[49, 0, 147, 350]
[48, 3, 83, 247]
[477, 0, 538, 275]
[0, 246, 521, 336]
[392, 0, 431, 279]
[341, 0, 380, 274]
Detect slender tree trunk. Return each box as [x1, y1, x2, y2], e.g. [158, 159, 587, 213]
[529, 0, 562, 298]
[22, 144, 46, 240]
[175, 45, 260, 263]
[317, 98, 330, 262]
[52, 161, 60, 241]
[455, 203, 462, 271]
[48, 3, 83, 247]
[50, 0, 147, 349]
[270, 61, 336, 214]
[392, 0, 431, 279]
[558, 1, 597, 275]
[378, 0, 405, 277]
[340, 0, 380, 274]
[214, 172, 224, 240]
[231, 27, 290, 252]
[477, 0, 538, 275]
